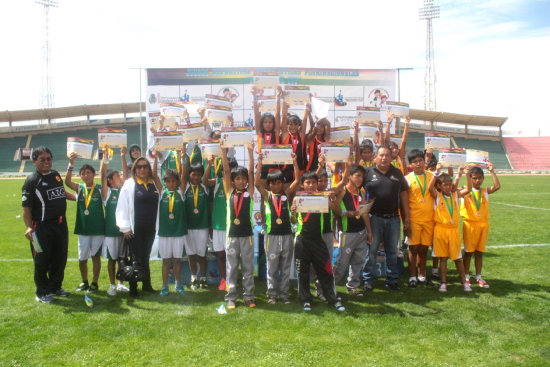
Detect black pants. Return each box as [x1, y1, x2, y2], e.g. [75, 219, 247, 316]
[129, 223, 155, 291]
[31, 218, 68, 296]
[295, 233, 337, 305]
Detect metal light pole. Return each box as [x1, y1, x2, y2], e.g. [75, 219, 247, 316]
[419, 0, 440, 111]
[36, 0, 58, 119]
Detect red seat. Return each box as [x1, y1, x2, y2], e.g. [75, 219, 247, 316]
[502, 137, 550, 169]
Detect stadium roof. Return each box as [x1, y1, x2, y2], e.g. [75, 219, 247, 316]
[0, 103, 507, 127]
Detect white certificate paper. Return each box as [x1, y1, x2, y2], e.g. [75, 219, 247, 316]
[67, 138, 94, 159]
[179, 123, 205, 143]
[257, 96, 277, 113]
[200, 139, 222, 157]
[284, 86, 311, 106]
[153, 132, 183, 151]
[356, 107, 381, 123]
[221, 127, 255, 147]
[253, 75, 280, 89]
[330, 127, 351, 143]
[295, 192, 329, 213]
[320, 143, 350, 163]
[439, 148, 467, 168]
[424, 133, 450, 150]
[206, 107, 232, 128]
[466, 149, 490, 168]
[262, 145, 293, 165]
[311, 97, 330, 119]
[384, 101, 409, 119]
[357, 123, 378, 140]
[98, 129, 127, 148]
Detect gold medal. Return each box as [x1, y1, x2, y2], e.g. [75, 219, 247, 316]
[193, 208, 199, 214]
[234, 218, 240, 225]
[169, 213, 175, 220]
[276, 218, 283, 225]
[450, 219, 454, 224]
[421, 198, 426, 203]
[84, 209, 89, 216]
[476, 211, 481, 217]
[355, 215, 361, 219]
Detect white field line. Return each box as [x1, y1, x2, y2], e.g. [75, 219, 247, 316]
[492, 202, 550, 211]
[1, 243, 549, 262]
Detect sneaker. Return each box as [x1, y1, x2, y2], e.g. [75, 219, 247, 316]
[200, 279, 208, 289]
[244, 299, 256, 308]
[363, 283, 374, 292]
[107, 285, 117, 296]
[190, 279, 199, 290]
[51, 288, 71, 297]
[218, 278, 226, 291]
[175, 285, 186, 294]
[116, 283, 129, 293]
[35, 294, 54, 303]
[75, 282, 89, 292]
[348, 288, 364, 296]
[280, 298, 291, 304]
[333, 301, 345, 312]
[438, 283, 447, 292]
[477, 278, 490, 288]
[86, 283, 98, 294]
[463, 282, 472, 292]
[267, 297, 277, 304]
[227, 300, 236, 310]
[408, 279, 417, 289]
[303, 302, 312, 311]
[160, 286, 169, 297]
[385, 283, 400, 291]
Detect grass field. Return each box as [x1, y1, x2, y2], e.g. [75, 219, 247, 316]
[1, 175, 549, 366]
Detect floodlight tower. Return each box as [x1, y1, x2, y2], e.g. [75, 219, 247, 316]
[36, 0, 58, 111]
[419, 0, 439, 111]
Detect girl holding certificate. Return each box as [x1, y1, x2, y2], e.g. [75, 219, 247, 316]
[280, 101, 309, 183]
[305, 108, 331, 172]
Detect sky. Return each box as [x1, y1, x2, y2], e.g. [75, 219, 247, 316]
[0, 0, 549, 135]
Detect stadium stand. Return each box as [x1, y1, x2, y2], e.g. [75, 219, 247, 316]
[0, 135, 31, 173]
[453, 136, 511, 169]
[502, 137, 550, 170]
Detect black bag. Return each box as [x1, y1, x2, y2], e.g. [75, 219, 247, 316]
[116, 237, 146, 282]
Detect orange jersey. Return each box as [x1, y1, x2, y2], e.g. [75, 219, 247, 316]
[391, 158, 406, 175]
[460, 188, 489, 222]
[406, 171, 435, 223]
[434, 192, 459, 227]
[331, 170, 342, 188]
[359, 159, 374, 168]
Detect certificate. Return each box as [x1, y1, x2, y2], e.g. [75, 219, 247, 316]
[467, 149, 490, 168]
[311, 97, 330, 119]
[67, 137, 94, 159]
[358, 199, 375, 216]
[178, 122, 205, 143]
[205, 94, 232, 108]
[320, 143, 350, 163]
[262, 144, 293, 165]
[205, 105, 233, 129]
[284, 86, 311, 106]
[424, 133, 450, 150]
[149, 111, 161, 131]
[357, 122, 379, 140]
[98, 128, 127, 148]
[330, 126, 351, 143]
[295, 191, 329, 213]
[160, 102, 187, 118]
[153, 132, 183, 151]
[199, 139, 222, 157]
[257, 96, 277, 113]
[253, 75, 280, 89]
[356, 107, 381, 123]
[384, 101, 409, 119]
[220, 127, 255, 147]
[438, 148, 467, 168]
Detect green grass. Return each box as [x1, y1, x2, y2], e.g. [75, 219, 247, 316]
[1, 176, 549, 366]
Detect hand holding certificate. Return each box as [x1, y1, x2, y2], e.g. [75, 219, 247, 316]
[320, 143, 350, 163]
[261, 144, 293, 165]
[67, 137, 94, 159]
[199, 139, 222, 157]
[466, 149, 490, 168]
[356, 107, 381, 123]
[257, 96, 277, 113]
[284, 86, 311, 106]
[425, 133, 450, 150]
[205, 105, 233, 129]
[153, 131, 183, 151]
[98, 128, 127, 148]
[179, 122, 205, 143]
[384, 101, 409, 119]
[220, 127, 255, 147]
[204, 94, 232, 108]
[358, 199, 375, 216]
[253, 72, 280, 89]
[295, 191, 329, 213]
[438, 148, 467, 168]
[357, 122, 379, 140]
[330, 126, 351, 143]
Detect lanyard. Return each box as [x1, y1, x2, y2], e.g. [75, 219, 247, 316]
[271, 193, 283, 218]
[290, 133, 299, 152]
[83, 184, 95, 211]
[173, 151, 180, 174]
[347, 185, 360, 211]
[234, 190, 245, 219]
[191, 185, 199, 209]
[168, 191, 175, 213]
[214, 157, 222, 177]
[413, 173, 427, 198]
[443, 194, 454, 219]
[472, 189, 482, 211]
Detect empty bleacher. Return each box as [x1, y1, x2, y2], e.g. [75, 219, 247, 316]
[502, 137, 550, 170]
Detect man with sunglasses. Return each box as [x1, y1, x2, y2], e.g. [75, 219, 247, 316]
[22, 146, 76, 303]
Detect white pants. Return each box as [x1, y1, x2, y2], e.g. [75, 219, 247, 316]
[78, 235, 104, 261]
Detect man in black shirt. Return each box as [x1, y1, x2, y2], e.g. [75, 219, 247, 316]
[362, 145, 410, 291]
[22, 146, 75, 303]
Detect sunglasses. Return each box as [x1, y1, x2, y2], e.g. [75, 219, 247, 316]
[135, 164, 149, 170]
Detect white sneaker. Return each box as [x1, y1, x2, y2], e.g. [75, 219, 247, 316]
[438, 283, 447, 292]
[117, 283, 129, 293]
[463, 282, 472, 292]
[107, 285, 117, 296]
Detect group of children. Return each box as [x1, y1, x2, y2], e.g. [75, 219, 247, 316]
[62, 86, 501, 311]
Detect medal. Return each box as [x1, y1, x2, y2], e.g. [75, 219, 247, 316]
[476, 211, 481, 217]
[83, 184, 95, 217]
[421, 198, 426, 203]
[450, 219, 454, 224]
[191, 185, 200, 215]
[472, 189, 483, 217]
[443, 194, 455, 225]
[193, 208, 199, 214]
[168, 191, 176, 219]
[84, 209, 89, 216]
[276, 218, 283, 225]
[214, 158, 222, 177]
[347, 185, 361, 219]
[414, 173, 427, 204]
[271, 193, 284, 226]
[355, 215, 361, 219]
[169, 213, 175, 220]
[233, 190, 245, 227]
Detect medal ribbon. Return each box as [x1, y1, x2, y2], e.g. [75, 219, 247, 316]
[347, 185, 360, 211]
[233, 190, 245, 220]
[214, 157, 222, 177]
[443, 194, 454, 220]
[84, 184, 95, 211]
[303, 213, 311, 222]
[265, 132, 272, 145]
[173, 151, 180, 174]
[414, 173, 427, 199]
[472, 189, 482, 211]
[290, 133, 299, 153]
[191, 185, 199, 210]
[272, 193, 283, 219]
[168, 191, 175, 214]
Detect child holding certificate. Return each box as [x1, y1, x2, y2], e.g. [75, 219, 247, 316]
[460, 163, 500, 288]
[290, 171, 344, 312]
[183, 143, 210, 290]
[66, 153, 105, 294]
[100, 147, 130, 296]
[152, 151, 187, 297]
[432, 165, 473, 292]
[304, 108, 331, 172]
[384, 114, 410, 175]
[255, 152, 300, 305]
[220, 142, 256, 309]
[203, 154, 238, 291]
[280, 102, 309, 182]
[353, 120, 378, 168]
